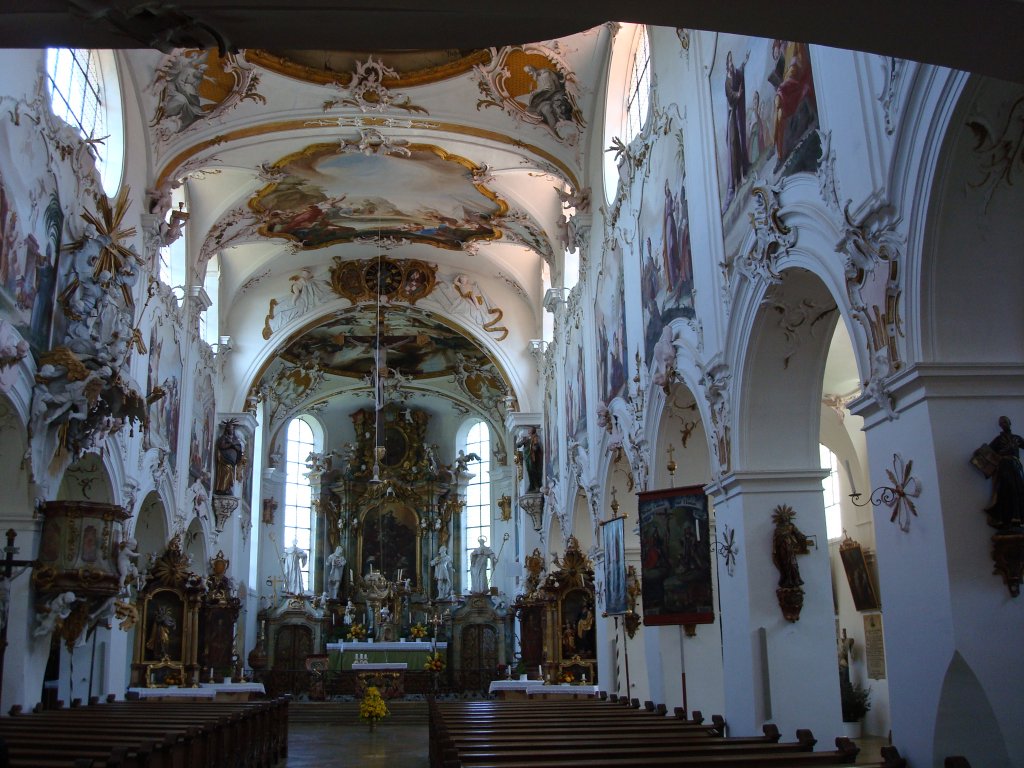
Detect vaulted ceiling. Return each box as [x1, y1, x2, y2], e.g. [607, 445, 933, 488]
[132, 36, 605, 441]
[2, 1, 1022, 82]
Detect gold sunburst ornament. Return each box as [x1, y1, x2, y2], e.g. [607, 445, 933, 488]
[77, 186, 141, 288]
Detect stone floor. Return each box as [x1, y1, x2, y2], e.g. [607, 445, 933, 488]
[280, 705, 888, 767]
[283, 721, 430, 767]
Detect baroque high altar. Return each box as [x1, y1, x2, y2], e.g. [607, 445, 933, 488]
[252, 404, 513, 696]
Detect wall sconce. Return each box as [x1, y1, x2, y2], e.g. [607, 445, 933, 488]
[849, 454, 920, 533]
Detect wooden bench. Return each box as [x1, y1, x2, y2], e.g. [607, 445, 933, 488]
[429, 697, 907, 768]
[0, 696, 288, 768]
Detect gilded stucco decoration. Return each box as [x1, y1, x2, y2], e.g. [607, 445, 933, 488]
[734, 180, 793, 286]
[250, 141, 505, 251]
[835, 203, 904, 420]
[474, 45, 586, 144]
[699, 361, 732, 477]
[434, 274, 509, 342]
[321, 56, 429, 115]
[30, 188, 149, 480]
[150, 49, 265, 140]
[328, 257, 437, 305]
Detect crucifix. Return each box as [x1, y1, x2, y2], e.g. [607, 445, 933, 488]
[265, 575, 285, 606]
[1, 530, 36, 698]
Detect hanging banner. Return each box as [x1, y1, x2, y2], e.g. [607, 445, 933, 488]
[637, 486, 714, 626]
[601, 516, 627, 615]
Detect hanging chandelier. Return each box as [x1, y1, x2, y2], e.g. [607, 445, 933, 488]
[370, 223, 386, 485]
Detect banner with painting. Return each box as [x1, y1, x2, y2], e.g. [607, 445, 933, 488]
[601, 516, 627, 615]
[637, 486, 713, 626]
[709, 34, 819, 263]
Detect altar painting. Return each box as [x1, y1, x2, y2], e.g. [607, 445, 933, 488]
[252, 143, 503, 250]
[709, 34, 819, 262]
[638, 125, 694, 367]
[359, 501, 420, 585]
[637, 486, 713, 626]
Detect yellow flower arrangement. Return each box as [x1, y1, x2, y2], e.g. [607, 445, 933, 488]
[347, 623, 367, 641]
[360, 686, 389, 724]
[424, 651, 446, 672]
[409, 623, 427, 639]
[559, 671, 575, 684]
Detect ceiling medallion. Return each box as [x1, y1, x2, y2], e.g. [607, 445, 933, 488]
[474, 44, 586, 144]
[329, 257, 437, 305]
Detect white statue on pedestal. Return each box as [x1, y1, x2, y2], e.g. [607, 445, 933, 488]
[431, 545, 454, 600]
[283, 539, 308, 595]
[326, 545, 346, 599]
[469, 536, 497, 594]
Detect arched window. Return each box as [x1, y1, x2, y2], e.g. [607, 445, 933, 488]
[45, 48, 124, 195]
[602, 24, 652, 201]
[461, 420, 491, 589]
[623, 26, 652, 143]
[820, 444, 843, 540]
[284, 417, 320, 591]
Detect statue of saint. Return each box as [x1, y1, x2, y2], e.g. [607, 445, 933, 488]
[431, 545, 454, 600]
[283, 539, 308, 595]
[973, 415, 1024, 529]
[517, 427, 543, 493]
[469, 536, 497, 594]
[326, 545, 346, 599]
[771, 505, 809, 589]
[214, 420, 246, 496]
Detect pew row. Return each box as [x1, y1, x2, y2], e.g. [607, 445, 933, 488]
[0, 696, 289, 768]
[429, 697, 907, 768]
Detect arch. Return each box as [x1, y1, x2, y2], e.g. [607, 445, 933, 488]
[229, 293, 533, 416]
[916, 76, 1024, 365]
[183, 516, 207, 572]
[134, 491, 168, 560]
[933, 651, 1010, 764]
[602, 23, 651, 203]
[569, 492, 593, 552]
[734, 267, 841, 471]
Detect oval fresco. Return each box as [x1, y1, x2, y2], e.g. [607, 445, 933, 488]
[250, 142, 505, 250]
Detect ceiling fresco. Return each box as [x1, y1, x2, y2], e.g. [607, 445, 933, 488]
[250, 142, 505, 250]
[276, 304, 501, 384]
[245, 49, 490, 86]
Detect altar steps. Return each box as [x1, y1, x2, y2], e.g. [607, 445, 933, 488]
[289, 700, 430, 726]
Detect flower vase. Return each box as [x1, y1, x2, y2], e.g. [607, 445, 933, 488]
[368, 718, 377, 732]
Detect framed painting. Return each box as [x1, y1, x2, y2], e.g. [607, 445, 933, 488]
[637, 486, 714, 626]
[839, 536, 880, 611]
[601, 516, 627, 615]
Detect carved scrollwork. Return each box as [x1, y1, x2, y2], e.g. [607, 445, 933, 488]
[736, 181, 793, 286]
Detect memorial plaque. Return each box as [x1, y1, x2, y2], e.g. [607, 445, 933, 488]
[863, 613, 886, 680]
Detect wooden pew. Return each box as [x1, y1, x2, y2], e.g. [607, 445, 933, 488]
[0, 696, 288, 768]
[429, 697, 871, 768]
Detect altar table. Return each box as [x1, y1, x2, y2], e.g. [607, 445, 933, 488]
[127, 681, 266, 702]
[487, 680, 600, 700]
[326, 640, 447, 671]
